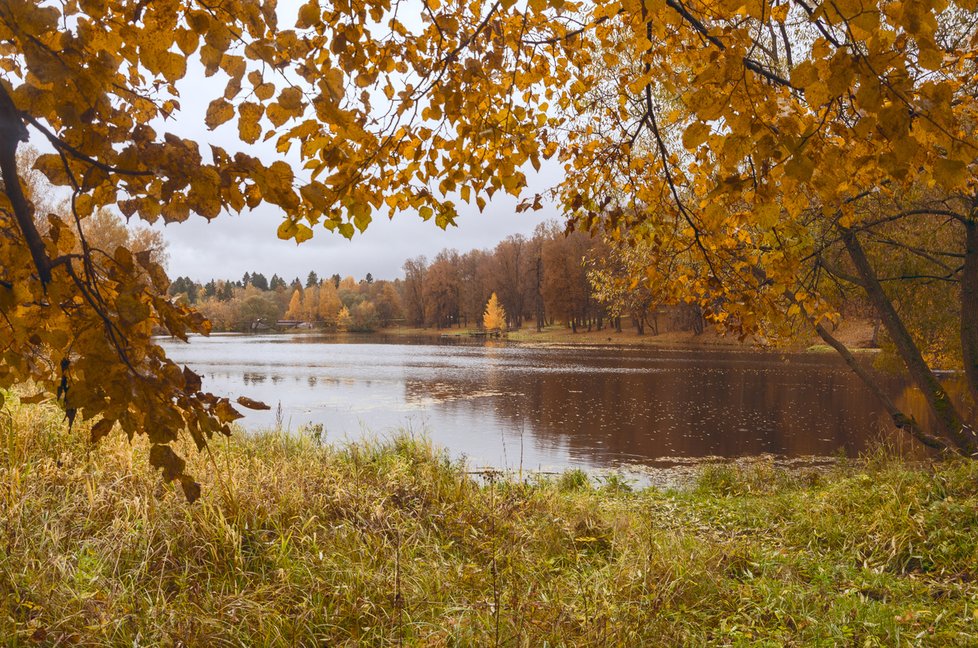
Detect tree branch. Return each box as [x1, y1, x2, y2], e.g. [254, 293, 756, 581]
[0, 83, 52, 285]
[22, 114, 153, 177]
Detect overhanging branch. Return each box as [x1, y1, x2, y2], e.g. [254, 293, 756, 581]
[0, 83, 52, 285]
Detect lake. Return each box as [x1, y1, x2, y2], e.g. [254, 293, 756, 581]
[161, 333, 913, 473]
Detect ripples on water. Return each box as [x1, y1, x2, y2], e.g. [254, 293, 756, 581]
[161, 333, 914, 473]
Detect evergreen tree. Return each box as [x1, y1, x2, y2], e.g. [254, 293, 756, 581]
[306, 271, 319, 288]
[251, 272, 269, 291]
[218, 281, 234, 302]
[185, 279, 199, 304]
[168, 276, 187, 298]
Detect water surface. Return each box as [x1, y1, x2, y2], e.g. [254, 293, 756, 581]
[161, 333, 909, 472]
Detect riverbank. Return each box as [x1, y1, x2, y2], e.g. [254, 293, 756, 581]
[2, 400, 975, 645]
[382, 318, 878, 353]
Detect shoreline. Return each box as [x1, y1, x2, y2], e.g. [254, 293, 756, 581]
[278, 318, 882, 355]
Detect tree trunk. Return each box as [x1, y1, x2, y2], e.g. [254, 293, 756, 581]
[535, 258, 545, 332]
[812, 319, 947, 452]
[0, 85, 51, 285]
[842, 228, 976, 455]
[959, 218, 978, 412]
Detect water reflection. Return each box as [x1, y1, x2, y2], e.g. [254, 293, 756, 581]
[161, 333, 913, 471]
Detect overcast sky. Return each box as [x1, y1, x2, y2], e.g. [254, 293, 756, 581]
[159, 192, 557, 284]
[140, 0, 559, 284]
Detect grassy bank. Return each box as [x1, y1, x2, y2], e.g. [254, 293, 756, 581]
[2, 400, 977, 645]
[384, 324, 747, 349]
[374, 319, 878, 353]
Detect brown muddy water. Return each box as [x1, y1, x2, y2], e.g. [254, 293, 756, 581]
[161, 333, 921, 476]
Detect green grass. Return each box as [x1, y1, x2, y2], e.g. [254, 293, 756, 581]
[805, 343, 880, 354]
[1, 398, 977, 646]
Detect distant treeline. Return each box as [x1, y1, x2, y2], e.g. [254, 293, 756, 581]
[169, 221, 706, 335]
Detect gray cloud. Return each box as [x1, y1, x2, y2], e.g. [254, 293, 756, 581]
[160, 194, 557, 282]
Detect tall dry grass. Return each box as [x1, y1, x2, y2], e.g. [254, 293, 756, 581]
[1, 396, 977, 646]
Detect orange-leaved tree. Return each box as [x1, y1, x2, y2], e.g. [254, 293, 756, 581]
[536, 0, 978, 454]
[2, 0, 978, 501]
[483, 292, 507, 333]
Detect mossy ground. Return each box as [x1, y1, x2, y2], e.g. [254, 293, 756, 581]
[1, 397, 976, 646]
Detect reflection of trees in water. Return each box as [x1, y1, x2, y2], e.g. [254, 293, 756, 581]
[243, 372, 267, 385]
[406, 361, 914, 462]
[893, 378, 969, 439]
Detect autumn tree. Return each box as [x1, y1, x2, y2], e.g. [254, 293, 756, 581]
[401, 257, 428, 327]
[336, 306, 352, 331]
[589, 228, 684, 335]
[541, 229, 602, 332]
[82, 209, 169, 268]
[317, 280, 342, 324]
[491, 235, 527, 328]
[483, 293, 507, 334]
[534, 1, 978, 453]
[285, 289, 303, 321]
[457, 249, 494, 328]
[527, 226, 547, 332]
[371, 282, 403, 327]
[424, 250, 461, 328]
[302, 286, 320, 321]
[350, 301, 378, 331]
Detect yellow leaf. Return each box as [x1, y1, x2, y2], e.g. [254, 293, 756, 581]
[934, 159, 967, 188]
[237, 396, 270, 410]
[294, 223, 314, 242]
[205, 98, 234, 129]
[324, 68, 344, 102]
[296, 0, 320, 28]
[682, 122, 711, 149]
[159, 51, 187, 84]
[90, 418, 115, 443]
[277, 219, 298, 240]
[149, 444, 185, 481]
[755, 202, 780, 228]
[255, 82, 276, 101]
[278, 86, 304, 111]
[238, 102, 263, 143]
[267, 103, 291, 127]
